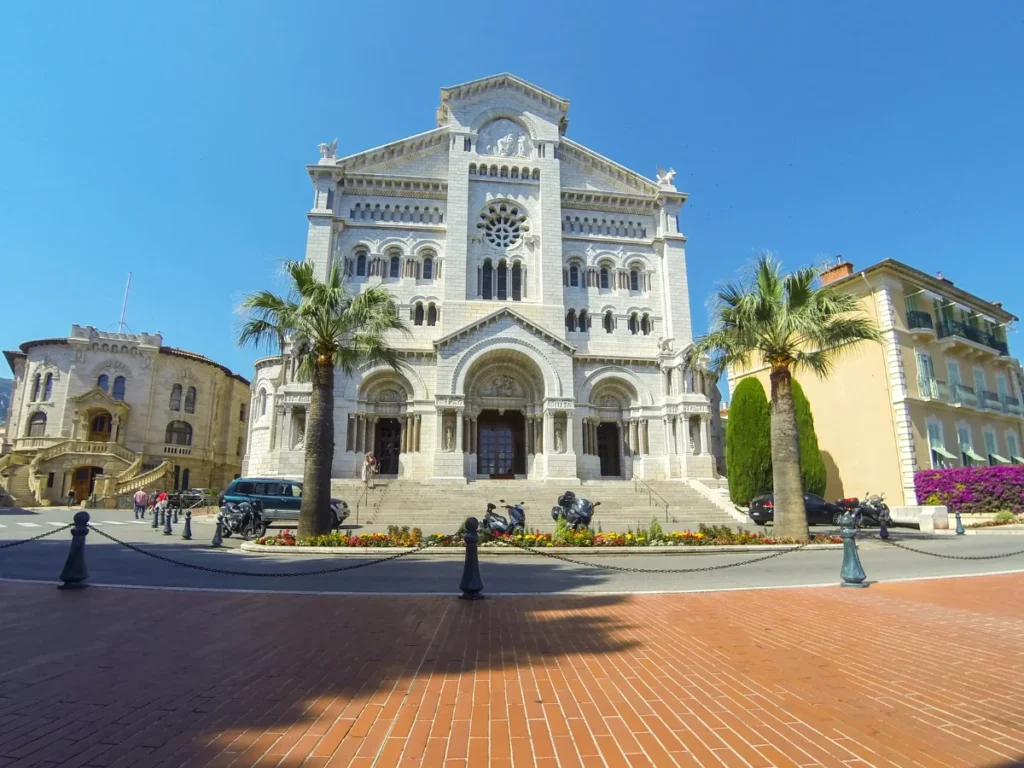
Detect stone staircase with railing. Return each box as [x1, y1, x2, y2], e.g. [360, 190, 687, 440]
[331, 478, 750, 533]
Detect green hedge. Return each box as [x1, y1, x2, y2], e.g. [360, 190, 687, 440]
[792, 379, 827, 496]
[726, 378, 773, 505]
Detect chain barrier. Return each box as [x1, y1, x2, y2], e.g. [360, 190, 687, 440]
[86, 525, 460, 577]
[874, 535, 1024, 561]
[485, 536, 821, 573]
[0, 523, 73, 550]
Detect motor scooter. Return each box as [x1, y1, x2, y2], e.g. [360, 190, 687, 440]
[219, 498, 268, 540]
[551, 491, 600, 531]
[858, 491, 892, 528]
[482, 500, 526, 536]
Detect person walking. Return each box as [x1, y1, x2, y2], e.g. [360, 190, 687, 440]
[362, 452, 377, 490]
[133, 488, 148, 520]
[66, 488, 77, 508]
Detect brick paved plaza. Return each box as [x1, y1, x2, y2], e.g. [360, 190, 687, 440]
[2, 576, 1023, 768]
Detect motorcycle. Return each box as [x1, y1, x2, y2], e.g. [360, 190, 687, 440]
[551, 491, 601, 531]
[858, 491, 892, 528]
[482, 500, 526, 536]
[219, 498, 267, 540]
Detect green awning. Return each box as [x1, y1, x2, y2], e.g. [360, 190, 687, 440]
[964, 448, 986, 463]
[1013, 455, 1024, 465]
[932, 446, 957, 460]
[992, 454, 1011, 465]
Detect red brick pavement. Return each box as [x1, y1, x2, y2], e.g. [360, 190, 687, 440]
[1, 576, 1023, 767]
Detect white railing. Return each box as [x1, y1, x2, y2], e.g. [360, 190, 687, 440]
[34, 439, 137, 465]
[116, 461, 172, 495]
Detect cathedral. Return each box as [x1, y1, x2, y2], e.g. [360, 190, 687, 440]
[243, 74, 724, 484]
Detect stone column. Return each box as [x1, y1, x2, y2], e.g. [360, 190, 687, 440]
[111, 415, 120, 444]
[581, 419, 588, 455]
[401, 416, 408, 453]
[630, 420, 639, 454]
[700, 415, 711, 456]
[456, 413, 464, 453]
[565, 412, 574, 453]
[354, 416, 363, 455]
[415, 414, 422, 452]
[283, 407, 294, 450]
[366, 417, 376, 453]
[543, 411, 553, 454]
[436, 409, 446, 451]
[345, 415, 354, 452]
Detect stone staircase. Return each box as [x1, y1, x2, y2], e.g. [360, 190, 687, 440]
[2, 464, 36, 507]
[331, 479, 750, 533]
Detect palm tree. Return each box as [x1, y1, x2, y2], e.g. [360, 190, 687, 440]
[689, 253, 880, 540]
[238, 260, 408, 538]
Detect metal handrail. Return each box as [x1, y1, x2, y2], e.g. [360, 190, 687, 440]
[632, 476, 670, 521]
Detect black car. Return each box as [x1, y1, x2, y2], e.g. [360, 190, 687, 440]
[748, 493, 845, 526]
[220, 478, 349, 529]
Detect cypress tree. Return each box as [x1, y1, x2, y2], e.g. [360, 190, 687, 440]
[791, 379, 827, 496]
[726, 378, 773, 505]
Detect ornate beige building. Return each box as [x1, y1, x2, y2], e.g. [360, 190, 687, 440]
[0, 325, 250, 506]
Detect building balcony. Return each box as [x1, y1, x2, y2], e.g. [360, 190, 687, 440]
[950, 384, 978, 408]
[906, 310, 935, 337]
[980, 390, 1003, 412]
[918, 377, 949, 402]
[936, 320, 1009, 358]
[1003, 396, 1024, 416]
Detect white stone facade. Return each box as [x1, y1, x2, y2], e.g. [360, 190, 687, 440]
[2, 325, 250, 503]
[244, 74, 723, 484]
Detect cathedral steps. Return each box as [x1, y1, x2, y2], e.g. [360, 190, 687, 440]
[333, 479, 748, 533]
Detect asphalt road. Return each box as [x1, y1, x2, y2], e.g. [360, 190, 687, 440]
[3, 506, 1023, 594]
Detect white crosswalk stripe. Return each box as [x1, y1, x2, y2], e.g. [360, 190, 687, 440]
[47, 521, 69, 527]
[101, 521, 129, 525]
[0, 523, 6, 528]
[16, 522, 41, 528]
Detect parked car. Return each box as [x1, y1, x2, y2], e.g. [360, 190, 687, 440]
[219, 478, 349, 529]
[748, 493, 845, 526]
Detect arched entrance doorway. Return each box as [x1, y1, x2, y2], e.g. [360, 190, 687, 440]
[582, 377, 645, 479]
[71, 466, 103, 501]
[349, 371, 418, 478]
[463, 349, 546, 479]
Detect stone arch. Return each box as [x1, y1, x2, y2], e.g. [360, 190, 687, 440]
[469, 109, 540, 140]
[577, 366, 654, 407]
[344, 363, 427, 402]
[451, 338, 562, 398]
[463, 351, 546, 408]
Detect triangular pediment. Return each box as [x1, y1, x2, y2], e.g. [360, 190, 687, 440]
[559, 139, 662, 196]
[434, 308, 576, 355]
[71, 386, 130, 413]
[438, 74, 569, 127]
[312, 128, 450, 178]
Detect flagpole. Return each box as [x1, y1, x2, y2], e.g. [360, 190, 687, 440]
[118, 272, 132, 333]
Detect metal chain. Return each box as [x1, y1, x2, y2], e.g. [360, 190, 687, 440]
[87, 526, 459, 577]
[0, 524, 73, 550]
[875, 536, 1024, 561]
[486, 536, 818, 573]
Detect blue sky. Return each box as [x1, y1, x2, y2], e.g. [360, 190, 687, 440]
[2, 1, 1022, 389]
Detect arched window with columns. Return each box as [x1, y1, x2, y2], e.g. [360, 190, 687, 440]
[603, 311, 614, 334]
[414, 302, 424, 326]
[427, 303, 438, 326]
[355, 249, 367, 277]
[565, 310, 576, 332]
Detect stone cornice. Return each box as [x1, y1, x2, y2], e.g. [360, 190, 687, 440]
[434, 307, 576, 354]
[561, 190, 660, 217]
[338, 174, 448, 200]
[558, 140, 663, 195]
[307, 128, 449, 178]
[575, 354, 660, 366]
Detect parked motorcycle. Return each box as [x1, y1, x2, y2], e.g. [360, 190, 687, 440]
[551, 491, 601, 531]
[482, 500, 526, 536]
[219, 498, 267, 540]
[858, 491, 892, 528]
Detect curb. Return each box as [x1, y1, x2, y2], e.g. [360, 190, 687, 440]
[239, 542, 844, 557]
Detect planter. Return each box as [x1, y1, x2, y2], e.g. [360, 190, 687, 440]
[240, 541, 843, 557]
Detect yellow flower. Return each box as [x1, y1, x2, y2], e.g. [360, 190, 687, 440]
[625, 534, 632, 540]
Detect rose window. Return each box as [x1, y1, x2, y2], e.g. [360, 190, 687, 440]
[477, 202, 529, 249]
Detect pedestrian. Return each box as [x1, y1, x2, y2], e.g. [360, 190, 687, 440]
[155, 490, 169, 517]
[133, 488, 148, 520]
[362, 452, 377, 490]
[66, 488, 77, 508]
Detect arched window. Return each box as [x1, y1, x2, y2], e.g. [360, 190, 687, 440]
[389, 254, 400, 279]
[497, 261, 508, 300]
[482, 259, 493, 300]
[579, 310, 588, 333]
[603, 311, 614, 334]
[27, 411, 46, 437]
[31, 374, 41, 401]
[258, 389, 267, 417]
[511, 262, 522, 301]
[566, 310, 576, 332]
[414, 302, 425, 326]
[630, 269, 640, 292]
[599, 267, 610, 290]
[427, 304, 438, 326]
[165, 420, 193, 446]
[641, 314, 651, 335]
[91, 413, 111, 435]
[43, 374, 53, 401]
[422, 256, 434, 280]
[97, 375, 108, 393]
[112, 376, 126, 401]
[184, 386, 197, 414]
[356, 250, 367, 277]
[169, 384, 182, 411]
[569, 264, 579, 287]
[629, 313, 640, 335]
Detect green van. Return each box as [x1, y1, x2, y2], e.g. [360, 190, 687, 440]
[220, 478, 349, 529]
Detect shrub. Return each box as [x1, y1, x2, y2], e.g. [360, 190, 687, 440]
[915, 466, 1024, 515]
[647, 516, 664, 540]
[727, 378, 773, 505]
[995, 510, 1016, 523]
[552, 516, 572, 545]
[792, 379, 827, 497]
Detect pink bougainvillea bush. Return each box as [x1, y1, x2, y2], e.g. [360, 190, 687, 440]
[915, 466, 1024, 515]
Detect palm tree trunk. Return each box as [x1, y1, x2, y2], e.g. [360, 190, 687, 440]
[769, 367, 808, 541]
[298, 359, 335, 538]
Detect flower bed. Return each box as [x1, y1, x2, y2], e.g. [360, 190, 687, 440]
[256, 524, 840, 548]
[915, 466, 1024, 515]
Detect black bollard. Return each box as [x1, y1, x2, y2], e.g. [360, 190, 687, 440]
[163, 506, 173, 535]
[151, 506, 159, 529]
[839, 510, 868, 588]
[159, 506, 166, 526]
[173, 504, 179, 524]
[879, 517, 889, 540]
[458, 517, 485, 600]
[955, 510, 965, 536]
[59, 511, 91, 590]
[182, 509, 192, 540]
[211, 513, 224, 548]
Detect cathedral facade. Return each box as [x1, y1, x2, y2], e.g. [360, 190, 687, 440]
[243, 74, 723, 484]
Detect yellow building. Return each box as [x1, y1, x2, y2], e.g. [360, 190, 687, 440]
[728, 258, 1023, 506]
